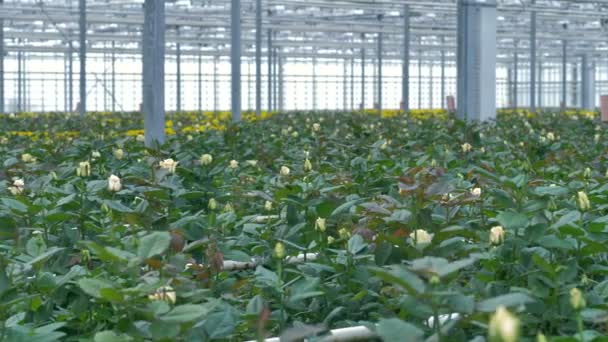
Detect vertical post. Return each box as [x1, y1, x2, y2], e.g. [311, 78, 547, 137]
[572, 61, 578, 107]
[418, 43, 422, 108]
[0, 0, 4, 115]
[513, 42, 518, 109]
[111, 41, 116, 112]
[530, 9, 537, 111]
[361, 33, 365, 110]
[440, 36, 445, 110]
[273, 38, 278, 111]
[350, 56, 354, 110]
[176, 27, 181, 113]
[402, 5, 410, 112]
[561, 39, 567, 109]
[142, 0, 166, 147]
[69, 39, 73, 113]
[231, 0, 241, 121]
[267, 29, 272, 111]
[343, 57, 348, 110]
[457, 0, 497, 121]
[198, 46, 202, 112]
[429, 61, 433, 108]
[17, 50, 21, 112]
[312, 52, 317, 111]
[581, 54, 595, 110]
[79, 0, 86, 117]
[213, 55, 218, 112]
[255, 0, 262, 116]
[377, 30, 383, 114]
[538, 58, 542, 108]
[279, 56, 284, 112]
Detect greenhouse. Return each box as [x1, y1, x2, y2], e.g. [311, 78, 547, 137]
[2, 0, 608, 341]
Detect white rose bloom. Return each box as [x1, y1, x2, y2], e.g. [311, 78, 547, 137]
[108, 174, 122, 192]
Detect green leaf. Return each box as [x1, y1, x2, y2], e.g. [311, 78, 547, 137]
[347, 235, 367, 255]
[159, 303, 215, 323]
[496, 211, 528, 230]
[137, 231, 171, 259]
[551, 210, 581, 229]
[368, 265, 426, 295]
[103, 200, 133, 213]
[0, 198, 28, 212]
[476, 293, 534, 312]
[376, 318, 424, 342]
[94, 330, 133, 342]
[77, 278, 115, 299]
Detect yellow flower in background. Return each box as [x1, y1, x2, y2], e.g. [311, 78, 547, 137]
[461, 143, 472, 153]
[208, 198, 218, 210]
[304, 158, 312, 172]
[280, 166, 290, 176]
[229, 160, 239, 169]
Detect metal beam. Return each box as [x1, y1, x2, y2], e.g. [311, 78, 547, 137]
[456, 0, 497, 121]
[231, 0, 242, 121]
[255, 0, 262, 117]
[402, 5, 410, 113]
[142, 0, 166, 147]
[68, 39, 73, 113]
[79, 0, 86, 117]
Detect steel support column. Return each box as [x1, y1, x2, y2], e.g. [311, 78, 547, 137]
[111, 41, 116, 112]
[0, 0, 4, 115]
[561, 39, 567, 109]
[68, 39, 73, 113]
[377, 31, 383, 114]
[402, 5, 410, 112]
[456, 0, 497, 121]
[278, 56, 284, 112]
[17, 50, 21, 112]
[350, 56, 354, 110]
[581, 54, 595, 110]
[530, 10, 537, 111]
[79, 0, 86, 117]
[361, 33, 365, 110]
[312, 52, 317, 110]
[142, 0, 166, 147]
[267, 29, 272, 111]
[231, 0, 242, 121]
[255, 0, 262, 116]
[440, 36, 445, 110]
[198, 46, 202, 112]
[538, 59, 542, 108]
[513, 42, 518, 109]
[176, 27, 181, 113]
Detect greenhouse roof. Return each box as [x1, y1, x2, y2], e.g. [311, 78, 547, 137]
[1, 0, 607, 63]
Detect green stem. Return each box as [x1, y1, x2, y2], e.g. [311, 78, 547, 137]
[576, 312, 584, 341]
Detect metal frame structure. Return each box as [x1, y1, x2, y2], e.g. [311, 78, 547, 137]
[0, 0, 606, 124]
